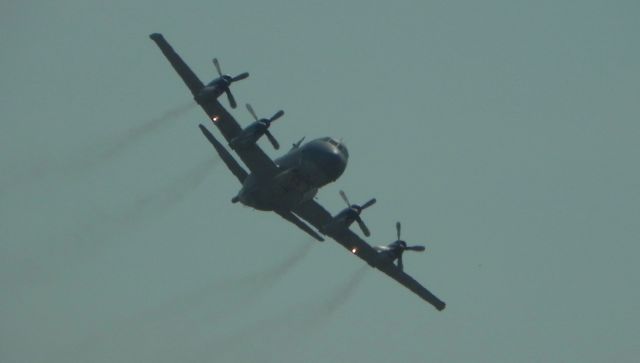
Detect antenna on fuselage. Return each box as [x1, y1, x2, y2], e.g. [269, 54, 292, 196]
[292, 136, 305, 149]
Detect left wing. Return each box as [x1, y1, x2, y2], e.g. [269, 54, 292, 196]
[150, 33, 278, 178]
[294, 200, 446, 311]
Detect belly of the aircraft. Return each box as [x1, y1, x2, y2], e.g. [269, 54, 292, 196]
[238, 170, 318, 211]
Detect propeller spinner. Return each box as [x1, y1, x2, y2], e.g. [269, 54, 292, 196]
[212, 58, 249, 109]
[339, 190, 376, 237]
[246, 103, 284, 149]
[393, 221, 426, 270]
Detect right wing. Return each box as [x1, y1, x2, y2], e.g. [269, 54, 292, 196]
[293, 201, 383, 265]
[293, 200, 446, 311]
[150, 33, 278, 178]
[376, 262, 446, 311]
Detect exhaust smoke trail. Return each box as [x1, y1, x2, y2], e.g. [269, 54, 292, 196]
[64, 242, 316, 362]
[76, 101, 195, 169]
[0, 102, 195, 192]
[219, 241, 315, 290]
[125, 157, 215, 221]
[148, 241, 315, 320]
[208, 265, 369, 362]
[17, 158, 217, 287]
[310, 264, 368, 317]
[73, 157, 217, 247]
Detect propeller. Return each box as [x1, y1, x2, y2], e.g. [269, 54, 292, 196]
[395, 222, 426, 251]
[393, 221, 426, 270]
[212, 58, 249, 109]
[339, 190, 376, 237]
[245, 103, 284, 150]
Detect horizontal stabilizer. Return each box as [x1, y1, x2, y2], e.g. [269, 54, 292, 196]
[275, 210, 325, 242]
[198, 124, 248, 183]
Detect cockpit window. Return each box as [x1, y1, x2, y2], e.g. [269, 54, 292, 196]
[327, 138, 339, 147]
[338, 143, 349, 158]
[319, 137, 348, 157]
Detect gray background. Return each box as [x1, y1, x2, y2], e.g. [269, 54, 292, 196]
[1, 0, 639, 362]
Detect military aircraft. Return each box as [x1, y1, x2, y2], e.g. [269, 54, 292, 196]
[149, 33, 446, 311]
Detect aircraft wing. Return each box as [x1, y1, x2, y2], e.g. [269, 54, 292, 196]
[150, 33, 278, 178]
[375, 262, 446, 311]
[200, 100, 278, 178]
[293, 200, 446, 311]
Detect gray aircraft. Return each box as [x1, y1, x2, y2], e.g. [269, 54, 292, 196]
[149, 33, 446, 311]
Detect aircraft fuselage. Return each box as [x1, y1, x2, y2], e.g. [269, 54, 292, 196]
[235, 137, 348, 211]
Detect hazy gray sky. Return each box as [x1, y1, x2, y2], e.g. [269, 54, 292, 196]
[2, 0, 639, 362]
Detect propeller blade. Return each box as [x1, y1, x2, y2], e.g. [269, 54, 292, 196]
[265, 130, 280, 150]
[356, 216, 370, 237]
[212, 58, 222, 77]
[396, 221, 401, 240]
[406, 245, 426, 252]
[269, 110, 284, 123]
[232, 72, 249, 82]
[360, 198, 376, 210]
[397, 254, 404, 271]
[339, 190, 351, 206]
[225, 89, 237, 109]
[246, 103, 258, 121]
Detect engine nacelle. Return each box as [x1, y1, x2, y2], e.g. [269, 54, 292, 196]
[194, 84, 224, 104]
[320, 208, 356, 235]
[229, 122, 265, 149]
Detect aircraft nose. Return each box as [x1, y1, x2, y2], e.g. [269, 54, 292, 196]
[303, 140, 348, 182]
[316, 148, 347, 181]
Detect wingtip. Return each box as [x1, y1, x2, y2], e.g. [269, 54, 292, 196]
[311, 229, 325, 242]
[198, 124, 214, 138]
[149, 33, 163, 41]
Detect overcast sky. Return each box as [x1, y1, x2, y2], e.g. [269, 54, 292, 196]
[1, 1, 639, 362]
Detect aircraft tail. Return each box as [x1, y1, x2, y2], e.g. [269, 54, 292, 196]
[198, 124, 248, 183]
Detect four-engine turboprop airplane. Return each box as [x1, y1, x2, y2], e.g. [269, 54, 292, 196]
[149, 33, 446, 311]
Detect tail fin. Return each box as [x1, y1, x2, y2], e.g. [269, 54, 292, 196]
[198, 124, 248, 183]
